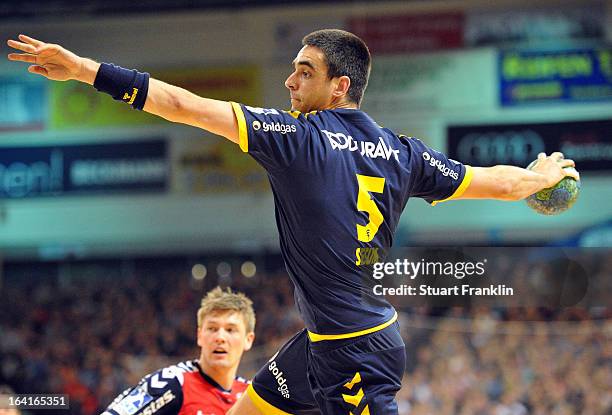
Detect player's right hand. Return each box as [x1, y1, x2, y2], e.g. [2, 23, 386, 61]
[530, 152, 580, 188]
[7, 34, 83, 81]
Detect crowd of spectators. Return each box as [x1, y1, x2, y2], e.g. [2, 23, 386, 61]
[396, 309, 611, 414]
[0, 250, 610, 414]
[0, 256, 302, 414]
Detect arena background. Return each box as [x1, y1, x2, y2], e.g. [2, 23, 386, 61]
[0, 0, 610, 413]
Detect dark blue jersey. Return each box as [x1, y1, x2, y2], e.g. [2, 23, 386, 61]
[231, 103, 472, 339]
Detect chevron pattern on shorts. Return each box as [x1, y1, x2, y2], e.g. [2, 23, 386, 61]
[342, 372, 370, 415]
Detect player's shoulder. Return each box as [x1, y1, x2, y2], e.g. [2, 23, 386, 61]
[242, 104, 315, 121]
[232, 376, 250, 392]
[145, 360, 199, 389]
[102, 361, 196, 415]
[396, 133, 430, 150]
[322, 108, 404, 138]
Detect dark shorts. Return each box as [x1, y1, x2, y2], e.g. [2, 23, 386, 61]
[247, 322, 405, 415]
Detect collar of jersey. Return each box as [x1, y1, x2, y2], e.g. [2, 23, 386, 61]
[195, 360, 233, 393]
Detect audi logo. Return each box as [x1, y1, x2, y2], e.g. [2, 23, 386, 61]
[456, 130, 546, 166]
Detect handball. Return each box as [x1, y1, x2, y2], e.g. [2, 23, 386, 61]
[525, 160, 581, 215]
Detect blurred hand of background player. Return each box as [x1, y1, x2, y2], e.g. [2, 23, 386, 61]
[7, 34, 83, 81]
[530, 152, 580, 188]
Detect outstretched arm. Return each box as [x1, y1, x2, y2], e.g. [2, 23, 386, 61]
[458, 152, 580, 202]
[7, 34, 239, 143]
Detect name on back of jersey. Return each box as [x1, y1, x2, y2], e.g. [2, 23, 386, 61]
[322, 130, 400, 162]
[356, 247, 380, 266]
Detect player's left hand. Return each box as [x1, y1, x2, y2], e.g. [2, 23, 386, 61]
[529, 152, 580, 188]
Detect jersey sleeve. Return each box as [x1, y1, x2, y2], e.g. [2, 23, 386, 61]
[230, 103, 310, 172]
[405, 137, 473, 205]
[101, 366, 183, 415]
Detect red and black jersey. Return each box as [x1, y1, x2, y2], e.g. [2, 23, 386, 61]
[101, 360, 248, 415]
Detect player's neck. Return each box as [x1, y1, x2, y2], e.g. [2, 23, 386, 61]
[199, 362, 237, 390]
[327, 96, 358, 110]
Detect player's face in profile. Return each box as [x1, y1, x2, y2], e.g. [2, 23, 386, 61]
[285, 45, 338, 112]
[197, 310, 254, 370]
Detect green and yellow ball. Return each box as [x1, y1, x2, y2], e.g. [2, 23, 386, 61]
[525, 162, 581, 215]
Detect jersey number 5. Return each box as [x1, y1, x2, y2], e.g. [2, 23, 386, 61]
[356, 174, 385, 243]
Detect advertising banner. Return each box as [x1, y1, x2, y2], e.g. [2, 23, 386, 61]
[499, 48, 612, 105]
[447, 119, 612, 171]
[466, 6, 604, 47]
[349, 12, 464, 55]
[174, 138, 268, 194]
[0, 75, 47, 132]
[0, 139, 168, 199]
[362, 49, 492, 130]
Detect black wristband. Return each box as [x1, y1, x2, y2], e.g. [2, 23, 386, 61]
[93, 63, 150, 110]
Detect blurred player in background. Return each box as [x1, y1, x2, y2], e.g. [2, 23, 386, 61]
[8, 30, 578, 415]
[101, 287, 255, 415]
[0, 386, 20, 415]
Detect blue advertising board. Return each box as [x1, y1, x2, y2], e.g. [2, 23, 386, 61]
[0, 75, 47, 131]
[0, 139, 168, 199]
[499, 48, 612, 105]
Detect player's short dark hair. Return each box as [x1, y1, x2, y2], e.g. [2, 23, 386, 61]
[302, 29, 371, 106]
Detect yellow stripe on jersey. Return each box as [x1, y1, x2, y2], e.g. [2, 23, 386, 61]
[284, 110, 317, 119]
[246, 384, 293, 415]
[307, 311, 397, 342]
[230, 102, 248, 153]
[285, 110, 301, 119]
[431, 165, 473, 206]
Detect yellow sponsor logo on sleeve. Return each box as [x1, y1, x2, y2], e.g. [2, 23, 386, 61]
[122, 88, 139, 105]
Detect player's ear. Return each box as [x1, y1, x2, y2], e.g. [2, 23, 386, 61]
[243, 332, 255, 351]
[332, 76, 351, 99]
